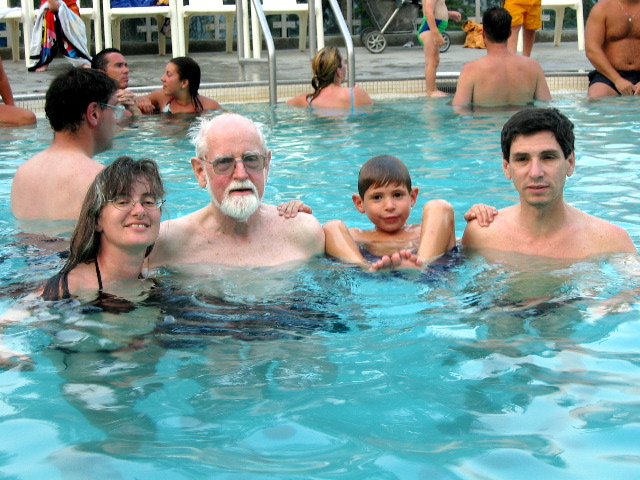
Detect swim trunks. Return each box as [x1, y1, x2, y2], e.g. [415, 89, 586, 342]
[503, 0, 542, 30]
[418, 16, 448, 36]
[588, 69, 640, 94]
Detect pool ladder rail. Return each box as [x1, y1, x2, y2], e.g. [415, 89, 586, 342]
[237, 0, 354, 106]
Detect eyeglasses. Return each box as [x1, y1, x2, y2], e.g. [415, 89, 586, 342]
[98, 102, 126, 121]
[202, 154, 266, 175]
[108, 195, 165, 212]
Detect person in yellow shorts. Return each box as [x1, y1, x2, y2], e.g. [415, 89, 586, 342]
[503, 0, 542, 56]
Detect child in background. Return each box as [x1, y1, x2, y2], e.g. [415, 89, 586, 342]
[418, 0, 462, 97]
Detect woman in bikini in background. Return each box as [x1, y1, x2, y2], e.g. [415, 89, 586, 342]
[136, 57, 221, 114]
[286, 45, 373, 109]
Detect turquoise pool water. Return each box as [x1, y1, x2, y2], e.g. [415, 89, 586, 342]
[1, 97, 640, 479]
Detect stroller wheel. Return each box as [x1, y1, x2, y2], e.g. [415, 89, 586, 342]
[364, 30, 387, 54]
[439, 32, 451, 53]
[359, 27, 375, 44]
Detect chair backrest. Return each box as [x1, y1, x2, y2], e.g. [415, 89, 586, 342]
[188, 0, 231, 7]
[105, 0, 172, 10]
[541, 0, 580, 7]
[262, 0, 308, 9]
[76, 0, 96, 8]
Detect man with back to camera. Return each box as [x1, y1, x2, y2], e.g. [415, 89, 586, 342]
[452, 7, 551, 107]
[585, 0, 640, 98]
[149, 113, 325, 268]
[92, 48, 140, 115]
[462, 107, 636, 258]
[11, 68, 120, 220]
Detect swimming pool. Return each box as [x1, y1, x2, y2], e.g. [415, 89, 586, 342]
[1, 97, 639, 479]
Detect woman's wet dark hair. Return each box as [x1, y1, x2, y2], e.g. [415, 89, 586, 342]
[170, 56, 204, 113]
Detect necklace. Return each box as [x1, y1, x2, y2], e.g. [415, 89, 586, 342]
[617, 0, 640, 22]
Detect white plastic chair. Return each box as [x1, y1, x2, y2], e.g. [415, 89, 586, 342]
[251, 0, 324, 59]
[517, 0, 585, 52]
[0, 0, 34, 62]
[102, 0, 178, 56]
[173, 0, 235, 57]
[78, 0, 103, 53]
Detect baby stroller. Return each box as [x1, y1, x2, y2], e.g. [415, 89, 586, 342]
[361, 0, 450, 54]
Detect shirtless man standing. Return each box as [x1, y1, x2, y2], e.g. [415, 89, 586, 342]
[462, 108, 636, 258]
[585, 0, 640, 97]
[11, 68, 118, 220]
[150, 113, 325, 268]
[453, 7, 551, 107]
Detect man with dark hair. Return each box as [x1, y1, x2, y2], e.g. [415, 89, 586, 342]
[92, 48, 139, 115]
[11, 68, 121, 220]
[462, 108, 635, 258]
[452, 7, 551, 107]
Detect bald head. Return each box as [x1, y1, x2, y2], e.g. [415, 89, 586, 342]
[189, 113, 267, 160]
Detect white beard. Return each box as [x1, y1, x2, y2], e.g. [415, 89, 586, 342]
[210, 179, 261, 222]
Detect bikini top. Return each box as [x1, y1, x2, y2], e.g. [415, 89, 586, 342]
[161, 96, 205, 114]
[55, 261, 142, 314]
[161, 97, 174, 114]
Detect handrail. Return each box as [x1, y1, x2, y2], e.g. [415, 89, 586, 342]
[236, 0, 353, 103]
[327, 0, 355, 88]
[309, 0, 317, 54]
[237, 0, 277, 105]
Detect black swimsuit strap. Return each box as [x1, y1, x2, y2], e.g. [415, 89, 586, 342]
[95, 260, 103, 291]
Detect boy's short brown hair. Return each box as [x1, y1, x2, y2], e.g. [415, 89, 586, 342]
[357, 155, 412, 197]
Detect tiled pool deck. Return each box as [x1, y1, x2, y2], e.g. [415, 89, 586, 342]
[3, 39, 593, 114]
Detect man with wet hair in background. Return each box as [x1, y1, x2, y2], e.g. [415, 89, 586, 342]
[92, 48, 140, 115]
[11, 68, 120, 220]
[452, 7, 551, 107]
[149, 113, 325, 268]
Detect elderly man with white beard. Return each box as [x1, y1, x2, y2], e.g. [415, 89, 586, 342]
[149, 113, 325, 268]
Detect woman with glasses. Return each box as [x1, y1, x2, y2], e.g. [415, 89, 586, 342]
[136, 57, 221, 114]
[286, 46, 373, 111]
[42, 156, 165, 301]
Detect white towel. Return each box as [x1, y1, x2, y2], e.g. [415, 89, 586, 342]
[28, 0, 91, 69]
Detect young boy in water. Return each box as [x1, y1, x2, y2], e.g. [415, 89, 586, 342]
[279, 155, 492, 271]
